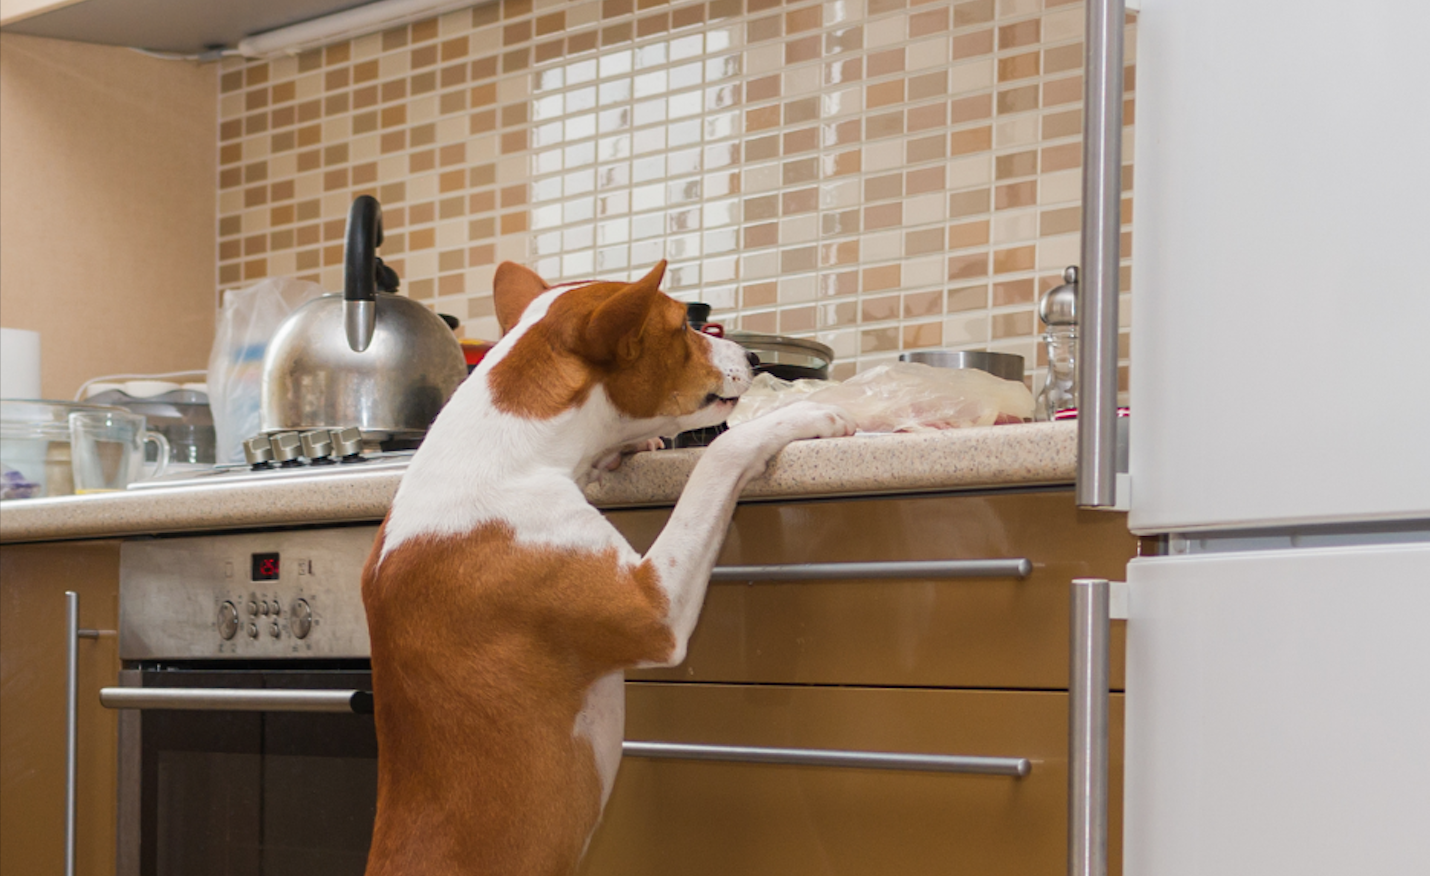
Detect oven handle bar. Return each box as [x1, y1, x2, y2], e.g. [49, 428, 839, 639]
[99, 687, 374, 714]
[97, 687, 1030, 777]
[709, 558, 1032, 581]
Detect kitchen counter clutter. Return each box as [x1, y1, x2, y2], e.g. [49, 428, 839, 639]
[0, 421, 1076, 544]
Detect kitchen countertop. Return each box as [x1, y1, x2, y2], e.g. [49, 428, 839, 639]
[0, 421, 1077, 544]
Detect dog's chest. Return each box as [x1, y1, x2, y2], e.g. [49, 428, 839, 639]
[574, 670, 626, 807]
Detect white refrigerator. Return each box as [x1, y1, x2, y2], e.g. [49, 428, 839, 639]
[1123, 0, 1430, 872]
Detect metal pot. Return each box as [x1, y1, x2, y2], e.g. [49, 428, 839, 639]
[726, 331, 834, 381]
[260, 196, 466, 444]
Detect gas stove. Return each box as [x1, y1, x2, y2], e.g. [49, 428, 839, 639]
[128, 449, 415, 490]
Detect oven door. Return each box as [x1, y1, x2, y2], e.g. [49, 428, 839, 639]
[108, 666, 376, 876]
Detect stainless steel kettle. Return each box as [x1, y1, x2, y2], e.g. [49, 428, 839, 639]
[260, 196, 467, 445]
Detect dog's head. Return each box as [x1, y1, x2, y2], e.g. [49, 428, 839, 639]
[485, 260, 753, 434]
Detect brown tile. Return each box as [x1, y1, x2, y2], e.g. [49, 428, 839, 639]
[745, 134, 778, 161]
[440, 90, 467, 115]
[221, 71, 244, 93]
[439, 249, 466, 273]
[501, 103, 528, 127]
[245, 113, 269, 135]
[409, 150, 436, 173]
[501, 0, 531, 19]
[468, 244, 496, 267]
[379, 131, 406, 154]
[998, 51, 1040, 83]
[1125, 97, 1136, 126]
[440, 171, 466, 194]
[323, 168, 348, 191]
[220, 119, 243, 141]
[953, 28, 993, 58]
[787, 34, 820, 63]
[271, 105, 296, 129]
[469, 110, 498, 134]
[862, 294, 900, 322]
[708, 0, 742, 20]
[821, 239, 859, 266]
[824, 58, 862, 86]
[602, 22, 633, 45]
[242, 258, 267, 280]
[245, 64, 269, 86]
[953, 0, 994, 27]
[244, 186, 267, 208]
[412, 44, 438, 69]
[1041, 142, 1081, 173]
[470, 164, 496, 187]
[949, 94, 992, 126]
[999, 19, 1040, 50]
[910, 9, 950, 37]
[534, 39, 563, 63]
[863, 264, 901, 292]
[219, 263, 242, 284]
[950, 125, 992, 155]
[470, 56, 498, 82]
[381, 106, 407, 128]
[324, 67, 349, 91]
[822, 209, 860, 236]
[1044, 43, 1082, 76]
[293, 249, 320, 272]
[469, 190, 496, 213]
[324, 93, 349, 116]
[220, 143, 243, 166]
[741, 311, 778, 334]
[783, 126, 819, 155]
[786, 5, 820, 34]
[219, 239, 242, 260]
[747, 14, 781, 42]
[499, 211, 527, 235]
[296, 124, 322, 147]
[742, 281, 777, 308]
[908, 71, 947, 101]
[409, 202, 435, 225]
[908, 102, 948, 132]
[322, 218, 346, 243]
[947, 252, 988, 281]
[500, 185, 528, 208]
[747, 74, 780, 103]
[906, 228, 944, 255]
[471, 83, 498, 107]
[379, 182, 405, 204]
[861, 326, 900, 354]
[243, 161, 268, 183]
[270, 180, 294, 202]
[948, 218, 989, 249]
[382, 27, 409, 51]
[469, 216, 496, 239]
[993, 278, 1035, 307]
[219, 215, 242, 237]
[781, 187, 818, 214]
[907, 134, 947, 163]
[381, 79, 407, 103]
[409, 227, 436, 251]
[827, 149, 861, 177]
[672, 5, 705, 29]
[906, 165, 945, 195]
[297, 100, 322, 122]
[993, 245, 1035, 274]
[408, 278, 434, 300]
[782, 158, 819, 186]
[992, 310, 1034, 339]
[410, 71, 437, 96]
[1043, 75, 1082, 108]
[270, 228, 294, 251]
[1042, 108, 1082, 139]
[784, 97, 820, 125]
[903, 321, 943, 349]
[997, 85, 1039, 115]
[442, 36, 471, 61]
[823, 119, 861, 148]
[503, 20, 532, 45]
[995, 180, 1037, 209]
[867, 80, 905, 108]
[867, 110, 904, 139]
[867, 48, 905, 78]
[864, 173, 903, 202]
[295, 149, 320, 172]
[604, 0, 633, 14]
[245, 88, 269, 112]
[637, 13, 670, 37]
[780, 306, 817, 333]
[353, 110, 378, 134]
[948, 284, 986, 312]
[272, 81, 295, 105]
[868, 0, 906, 14]
[903, 289, 943, 319]
[864, 203, 903, 230]
[745, 195, 778, 222]
[437, 274, 465, 297]
[743, 224, 777, 247]
[294, 50, 321, 73]
[996, 149, 1038, 179]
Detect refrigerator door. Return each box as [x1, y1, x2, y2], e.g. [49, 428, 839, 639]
[1124, 543, 1430, 874]
[1127, 0, 1430, 533]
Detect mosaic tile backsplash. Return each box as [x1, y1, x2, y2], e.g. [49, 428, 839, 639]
[218, 0, 1134, 386]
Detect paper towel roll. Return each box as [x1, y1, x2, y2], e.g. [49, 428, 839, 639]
[0, 328, 41, 399]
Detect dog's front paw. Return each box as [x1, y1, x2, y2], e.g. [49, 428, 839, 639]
[761, 400, 857, 442]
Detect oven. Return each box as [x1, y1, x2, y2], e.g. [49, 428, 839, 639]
[104, 525, 384, 876]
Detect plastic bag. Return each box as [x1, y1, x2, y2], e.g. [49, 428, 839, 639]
[207, 277, 326, 464]
[729, 361, 1034, 432]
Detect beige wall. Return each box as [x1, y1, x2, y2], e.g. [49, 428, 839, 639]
[0, 33, 216, 400]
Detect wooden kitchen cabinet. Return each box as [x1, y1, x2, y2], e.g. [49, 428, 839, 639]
[618, 489, 1134, 691]
[0, 541, 121, 876]
[583, 683, 1125, 876]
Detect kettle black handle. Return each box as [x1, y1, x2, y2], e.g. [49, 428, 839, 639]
[343, 196, 384, 352]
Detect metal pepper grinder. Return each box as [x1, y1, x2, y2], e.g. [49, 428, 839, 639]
[1036, 266, 1079, 420]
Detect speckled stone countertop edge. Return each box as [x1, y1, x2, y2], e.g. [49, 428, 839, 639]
[0, 421, 1077, 544]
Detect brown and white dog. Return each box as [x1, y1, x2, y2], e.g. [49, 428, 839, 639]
[361, 260, 854, 875]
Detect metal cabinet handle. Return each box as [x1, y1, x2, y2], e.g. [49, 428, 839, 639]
[623, 741, 1030, 777]
[63, 592, 101, 876]
[1069, 578, 1111, 876]
[99, 687, 374, 714]
[1075, 0, 1127, 509]
[710, 558, 1031, 582]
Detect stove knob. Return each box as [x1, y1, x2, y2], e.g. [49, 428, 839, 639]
[269, 622, 281, 638]
[300, 429, 336, 464]
[217, 601, 239, 640]
[290, 599, 313, 639]
[270, 600, 281, 616]
[260, 601, 270, 616]
[246, 623, 259, 639]
[243, 437, 275, 469]
[330, 427, 366, 463]
[247, 600, 258, 616]
[269, 432, 304, 466]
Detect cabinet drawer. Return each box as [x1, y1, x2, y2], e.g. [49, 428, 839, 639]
[612, 490, 1132, 690]
[582, 683, 1124, 876]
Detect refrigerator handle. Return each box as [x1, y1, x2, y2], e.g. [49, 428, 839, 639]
[1068, 578, 1111, 876]
[1076, 0, 1126, 509]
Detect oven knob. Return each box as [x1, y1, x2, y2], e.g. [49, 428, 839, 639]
[217, 602, 239, 640]
[260, 601, 269, 616]
[290, 599, 313, 639]
[247, 600, 258, 616]
[269, 622, 280, 638]
[246, 623, 259, 639]
[270, 600, 281, 616]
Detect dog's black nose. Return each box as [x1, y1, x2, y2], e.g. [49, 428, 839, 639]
[745, 351, 761, 368]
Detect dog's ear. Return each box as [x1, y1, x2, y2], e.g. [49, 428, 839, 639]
[493, 261, 551, 335]
[578, 260, 671, 364]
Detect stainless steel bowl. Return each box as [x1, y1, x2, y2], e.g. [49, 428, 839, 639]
[898, 350, 1025, 382]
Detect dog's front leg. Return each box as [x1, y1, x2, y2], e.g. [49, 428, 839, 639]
[642, 401, 854, 664]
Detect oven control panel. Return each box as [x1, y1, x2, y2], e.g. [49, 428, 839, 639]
[119, 526, 381, 660]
